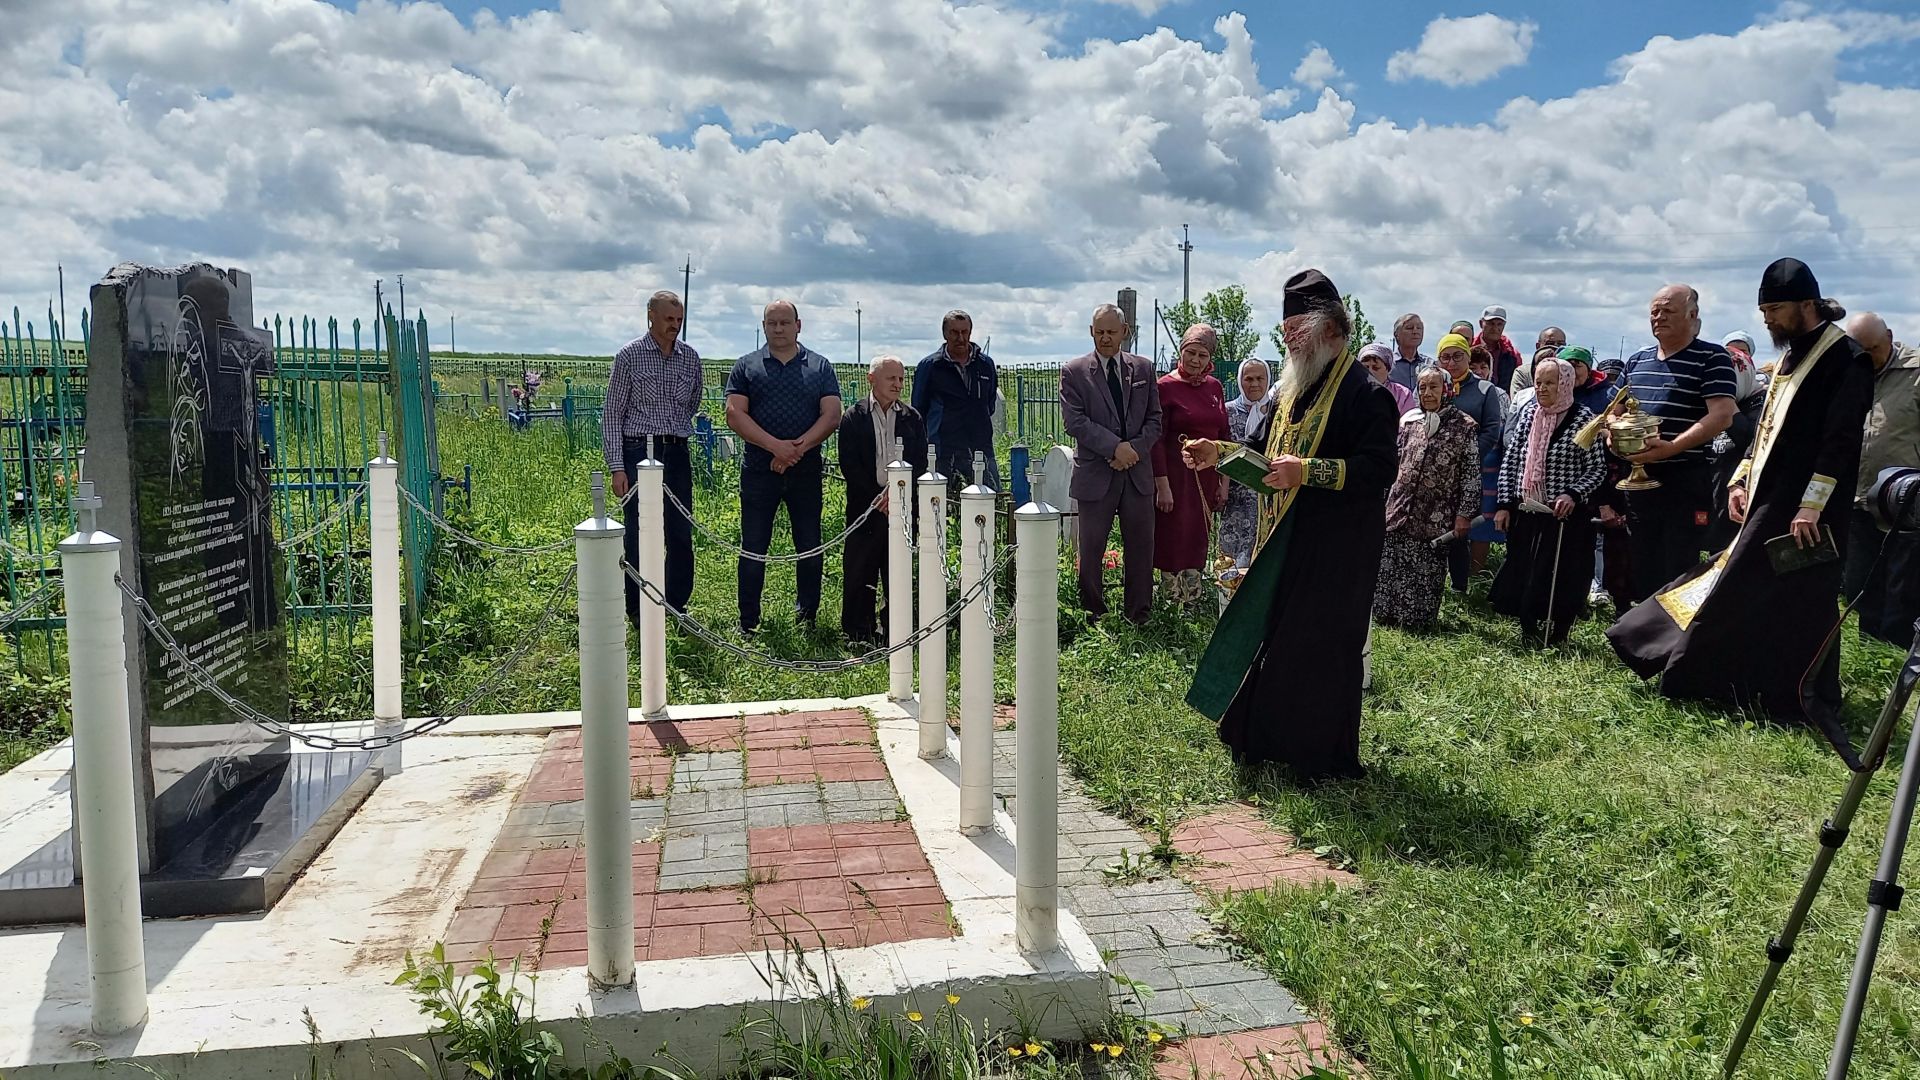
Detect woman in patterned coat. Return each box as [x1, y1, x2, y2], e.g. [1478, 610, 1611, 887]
[1490, 357, 1607, 644]
[1374, 366, 1480, 630]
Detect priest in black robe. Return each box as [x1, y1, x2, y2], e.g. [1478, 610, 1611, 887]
[1179, 269, 1400, 780]
[1607, 258, 1874, 767]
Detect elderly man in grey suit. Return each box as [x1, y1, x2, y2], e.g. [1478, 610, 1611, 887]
[1061, 303, 1163, 624]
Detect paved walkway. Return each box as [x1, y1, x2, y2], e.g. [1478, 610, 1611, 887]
[987, 725, 1358, 1078]
[444, 709, 953, 969]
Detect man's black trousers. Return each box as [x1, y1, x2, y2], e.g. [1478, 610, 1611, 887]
[1624, 460, 1712, 603]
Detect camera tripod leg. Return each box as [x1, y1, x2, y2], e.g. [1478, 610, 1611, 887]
[1722, 638, 1920, 1078]
[1826, 689, 1920, 1078]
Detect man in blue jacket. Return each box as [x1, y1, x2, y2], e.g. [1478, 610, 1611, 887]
[913, 309, 1000, 491]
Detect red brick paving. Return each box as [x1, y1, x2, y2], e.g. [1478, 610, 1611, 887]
[1153, 1021, 1353, 1078]
[745, 742, 889, 785]
[443, 711, 955, 971]
[1171, 805, 1356, 895]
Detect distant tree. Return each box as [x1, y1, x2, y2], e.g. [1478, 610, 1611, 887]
[1164, 287, 1259, 368]
[1270, 294, 1376, 363]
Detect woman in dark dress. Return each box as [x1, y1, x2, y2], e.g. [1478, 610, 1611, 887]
[1491, 357, 1606, 644]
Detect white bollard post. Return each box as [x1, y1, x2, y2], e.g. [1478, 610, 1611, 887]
[575, 473, 635, 990]
[957, 453, 995, 835]
[1013, 464, 1061, 955]
[887, 439, 915, 702]
[61, 481, 148, 1035]
[916, 446, 948, 758]
[637, 437, 668, 719]
[369, 434, 403, 776]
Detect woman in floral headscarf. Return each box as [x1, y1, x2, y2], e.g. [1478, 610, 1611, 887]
[1490, 356, 1606, 644]
[1374, 365, 1480, 630]
[1151, 323, 1231, 596]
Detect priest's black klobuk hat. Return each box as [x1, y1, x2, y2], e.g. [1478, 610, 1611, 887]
[1759, 258, 1820, 304]
[1283, 268, 1342, 319]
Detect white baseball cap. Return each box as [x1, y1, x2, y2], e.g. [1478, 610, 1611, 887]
[1480, 305, 1508, 322]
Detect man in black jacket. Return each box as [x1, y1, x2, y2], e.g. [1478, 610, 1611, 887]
[837, 356, 928, 644]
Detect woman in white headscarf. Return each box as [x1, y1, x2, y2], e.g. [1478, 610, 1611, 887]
[1217, 356, 1271, 566]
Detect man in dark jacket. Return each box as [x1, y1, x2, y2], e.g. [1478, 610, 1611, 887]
[913, 310, 999, 491]
[837, 356, 928, 644]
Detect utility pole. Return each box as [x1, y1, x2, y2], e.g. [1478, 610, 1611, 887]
[374, 278, 383, 353]
[856, 301, 863, 362]
[397, 274, 406, 324]
[56, 264, 66, 342]
[450, 314, 456, 354]
[682, 256, 694, 344]
[1178, 224, 1194, 308]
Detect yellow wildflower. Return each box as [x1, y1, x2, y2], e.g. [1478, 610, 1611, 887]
[1108, 1044, 1123, 1058]
[852, 997, 871, 1011]
[1090, 1043, 1107, 1053]
[946, 993, 961, 1005]
[1148, 1031, 1164, 1043]
[1007, 1047, 1023, 1058]
[1520, 1012, 1535, 1026]
[907, 1011, 923, 1023]
[1025, 1042, 1042, 1057]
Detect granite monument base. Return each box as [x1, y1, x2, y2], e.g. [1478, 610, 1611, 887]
[0, 750, 377, 927]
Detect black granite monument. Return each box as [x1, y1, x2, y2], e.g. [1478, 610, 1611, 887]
[0, 263, 377, 926]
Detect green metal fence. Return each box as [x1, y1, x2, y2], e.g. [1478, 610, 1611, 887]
[1, 301, 443, 670]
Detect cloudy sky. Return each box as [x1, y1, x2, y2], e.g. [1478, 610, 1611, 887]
[4, 0, 1919, 365]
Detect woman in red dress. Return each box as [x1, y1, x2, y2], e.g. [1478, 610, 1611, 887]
[1151, 323, 1231, 596]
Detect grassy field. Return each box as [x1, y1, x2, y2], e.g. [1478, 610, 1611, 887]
[7, 409, 1919, 1077]
[389, 415, 1920, 1077]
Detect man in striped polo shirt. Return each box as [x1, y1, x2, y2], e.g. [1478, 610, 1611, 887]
[1615, 284, 1737, 601]
[606, 290, 702, 618]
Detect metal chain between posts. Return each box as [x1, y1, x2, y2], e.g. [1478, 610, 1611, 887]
[622, 545, 1012, 672]
[114, 566, 579, 751]
[279, 484, 369, 550]
[399, 485, 579, 556]
[975, 512, 1007, 635]
[0, 581, 61, 631]
[661, 482, 884, 563]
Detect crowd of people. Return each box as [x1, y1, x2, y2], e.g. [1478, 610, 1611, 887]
[603, 258, 1917, 783]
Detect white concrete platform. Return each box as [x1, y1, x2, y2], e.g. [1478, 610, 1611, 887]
[0, 695, 1107, 1078]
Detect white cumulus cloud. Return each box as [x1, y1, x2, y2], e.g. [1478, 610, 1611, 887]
[1386, 13, 1538, 87]
[0, 2, 1915, 365]
[1291, 44, 1342, 90]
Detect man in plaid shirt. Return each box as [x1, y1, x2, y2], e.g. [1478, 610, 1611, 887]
[607, 290, 702, 618]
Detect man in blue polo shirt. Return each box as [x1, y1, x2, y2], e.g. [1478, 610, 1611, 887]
[912, 309, 1000, 490]
[1615, 283, 1737, 601]
[724, 299, 843, 633]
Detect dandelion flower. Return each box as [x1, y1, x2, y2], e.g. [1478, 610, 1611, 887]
[1148, 1031, 1164, 1043]
[1090, 1043, 1107, 1053]
[1007, 1047, 1023, 1058]
[907, 1011, 923, 1023]
[1108, 1044, 1123, 1058]
[852, 997, 871, 1011]
[946, 993, 961, 1006]
[1519, 1012, 1535, 1026]
[1025, 1042, 1042, 1057]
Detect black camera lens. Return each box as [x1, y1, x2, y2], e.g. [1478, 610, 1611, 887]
[1869, 467, 1920, 532]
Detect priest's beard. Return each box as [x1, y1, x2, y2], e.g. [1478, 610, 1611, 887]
[1769, 307, 1815, 349]
[1279, 337, 1341, 404]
